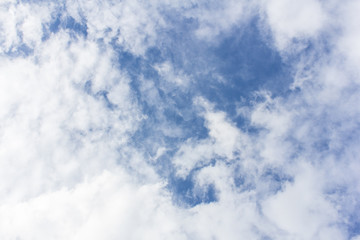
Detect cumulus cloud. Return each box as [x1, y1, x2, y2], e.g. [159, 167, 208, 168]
[65, 0, 166, 55]
[263, 0, 328, 50]
[0, 26, 143, 204]
[0, 1, 54, 54]
[0, 0, 359, 239]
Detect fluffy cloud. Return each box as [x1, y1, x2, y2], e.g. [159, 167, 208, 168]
[0, 170, 183, 240]
[263, 0, 327, 49]
[0, 0, 359, 239]
[0, 28, 143, 203]
[0, 1, 54, 54]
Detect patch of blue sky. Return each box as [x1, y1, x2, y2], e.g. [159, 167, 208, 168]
[210, 22, 289, 87]
[109, 14, 299, 206]
[82, 80, 117, 110]
[305, 115, 360, 162]
[3, 43, 34, 58]
[197, 42, 290, 123]
[232, 164, 257, 192]
[114, 45, 209, 147]
[42, 11, 87, 41]
[326, 186, 360, 239]
[118, 16, 292, 133]
[260, 168, 294, 194]
[167, 167, 218, 207]
[153, 16, 293, 124]
[347, 212, 360, 239]
[84, 9, 352, 208]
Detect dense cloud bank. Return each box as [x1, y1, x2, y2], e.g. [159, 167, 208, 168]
[0, 0, 360, 239]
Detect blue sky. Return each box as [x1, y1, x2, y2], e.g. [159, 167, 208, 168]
[0, 0, 360, 239]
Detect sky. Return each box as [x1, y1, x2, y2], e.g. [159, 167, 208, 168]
[0, 0, 360, 239]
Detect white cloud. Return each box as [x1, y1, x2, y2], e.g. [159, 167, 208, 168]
[263, 0, 328, 50]
[334, 0, 360, 75]
[0, 0, 359, 239]
[66, 0, 166, 56]
[0, 170, 185, 240]
[262, 163, 343, 240]
[0, 28, 143, 204]
[0, 1, 54, 53]
[186, 0, 251, 40]
[172, 97, 249, 177]
[155, 61, 190, 87]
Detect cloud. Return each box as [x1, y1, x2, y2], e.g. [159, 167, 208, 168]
[65, 0, 166, 56]
[262, 0, 328, 50]
[184, 0, 251, 41]
[154, 61, 190, 87]
[0, 1, 54, 54]
[0, 170, 184, 240]
[262, 163, 343, 240]
[172, 97, 248, 177]
[0, 0, 360, 239]
[0, 27, 143, 203]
